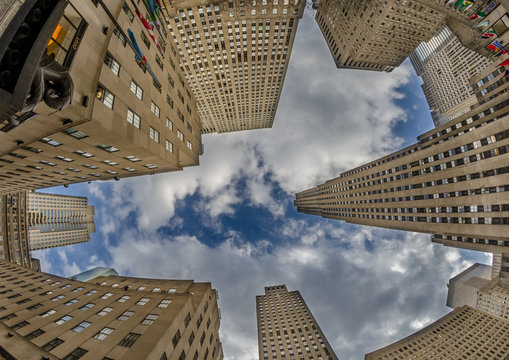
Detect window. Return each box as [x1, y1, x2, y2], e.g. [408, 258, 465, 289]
[187, 140, 193, 150]
[97, 307, 113, 316]
[158, 299, 172, 308]
[136, 297, 150, 305]
[125, 155, 141, 162]
[100, 292, 113, 300]
[73, 321, 91, 333]
[63, 127, 88, 139]
[24, 329, 45, 340]
[168, 74, 174, 87]
[151, 102, 160, 117]
[65, 299, 79, 306]
[150, 127, 160, 143]
[167, 95, 174, 108]
[137, 286, 146, 291]
[42, 338, 63, 351]
[96, 84, 115, 109]
[172, 330, 181, 347]
[122, 2, 134, 21]
[141, 31, 150, 48]
[127, 108, 141, 129]
[63, 348, 87, 360]
[80, 303, 95, 311]
[119, 332, 141, 347]
[85, 289, 97, 296]
[40, 137, 62, 147]
[156, 55, 163, 70]
[168, 288, 177, 293]
[52, 295, 65, 301]
[141, 314, 159, 325]
[94, 327, 114, 340]
[118, 310, 134, 321]
[75, 150, 94, 158]
[184, 312, 191, 327]
[166, 118, 173, 130]
[113, 28, 127, 46]
[104, 53, 120, 76]
[177, 130, 184, 141]
[40, 309, 56, 318]
[117, 295, 130, 303]
[12, 320, 29, 330]
[55, 315, 72, 325]
[130, 80, 143, 100]
[97, 144, 119, 153]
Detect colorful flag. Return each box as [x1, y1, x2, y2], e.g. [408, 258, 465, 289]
[127, 29, 161, 89]
[459, 1, 473, 11]
[469, 10, 486, 20]
[482, 29, 497, 38]
[484, 1, 497, 14]
[497, 59, 509, 67]
[488, 40, 508, 54]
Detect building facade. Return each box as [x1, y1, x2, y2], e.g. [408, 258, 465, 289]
[409, 26, 492, 127]
[0, 261, 223, 360]
[295, 60, 509, 254]
[26, 191, 95, 251]
[166, 0, 305, 133]
[0, 0, 203, 195]
[312, 0, 499, 72]
[256, 285, 338, 360]
[364, 305, 509, 359]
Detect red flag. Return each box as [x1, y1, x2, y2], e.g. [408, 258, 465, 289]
[497, 59, 509, 66]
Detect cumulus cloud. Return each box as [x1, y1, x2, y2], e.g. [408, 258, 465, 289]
[92, 12, 412, 233]
[100, 220, 482, 360]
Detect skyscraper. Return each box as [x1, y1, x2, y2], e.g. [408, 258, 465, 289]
[26, 191, 95, 251]
[166, 0, 305, 133]
[409, 26, 492, 127]
[256, 285, 338, 360]
[312, 0, 496, 72]
[0, 261, 223, 360]
[295, 59, 509, 254]
[0, 0, 203, 195]
[364, 305, 509, 359]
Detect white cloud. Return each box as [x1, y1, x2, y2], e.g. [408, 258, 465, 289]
[100, 221, 486, 360]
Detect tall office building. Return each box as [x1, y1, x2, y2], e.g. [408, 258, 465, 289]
[256, 285, 338, 360]
[409, 26, 492, 127]
[0, 0, 203, 195]
[166, 0, 305, 133]
[364, 305, 509, 359]
[26, 191, 95, 251]
[0, 261, 223, 360]
[295, 60, 509, 254]
[312, 0, 495, 72]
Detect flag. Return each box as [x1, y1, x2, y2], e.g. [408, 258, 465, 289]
[446, 0, 456, 4]
[484, 1, 497, 14]
[497, 59, 509, 67]
[482, 29, 497, 38]
[475, 20, 490, 28]
[459, 1, 473, 11]
[469, 10, 486, 20]
[127, 29, 161, 89]
[453, 0, 464, 7]
[133, 5, 164, 55]
[488, 40, 508, 54]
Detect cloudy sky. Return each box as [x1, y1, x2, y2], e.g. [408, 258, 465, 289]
[33, 9, 491, 360]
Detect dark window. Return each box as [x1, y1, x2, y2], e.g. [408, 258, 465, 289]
[62, 347, 88, 360]
[42, 338, 64, 351]
[119, 333, 140, 348]
[24, 329, 45, 340]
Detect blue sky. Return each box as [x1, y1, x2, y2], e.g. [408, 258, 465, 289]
[32, 10, 491, 360]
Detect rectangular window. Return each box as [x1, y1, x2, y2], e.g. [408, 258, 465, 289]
[150, 127, 160, 143]
[113, 28, 127, 46]
[55, 315, 72, 325]
[151, 102, 160, 117]
[127, 109, 141, 129]
[186, 140, 192, 150]
[96, 84, 115, 109]
[104, 53, 120, 76]
[97, 307, 113, 316]
[40, 137, 62, 147]
[136, 297, 150, 306]
[119, 333, 141, 347]
[63, 127, 88, 139]
[156, 55, 163, 70]
[166, 140, 174, 153]
[177, 110, 184, 122]
[177, 130, 184, 141]
[172, 330, 181, 347]
[94, 327, 114, 340]
[130, 80, 143, 100]
[166, 95, 174, 108]
[168, 74, 174, 87]
[62, 347, 87, 360]
[100, 293, 113, 300]
[80, 303, 95, 311]
[141, 31, 150, 48]
[117, 295, 130, 303]
[118, 310, 134, 321]
[166, 118, 173, 130]
[42, 338, 63, 351]
[40, 309, 56, 318]
[72, 321, 91, 333]
[65, 299, 79, 306]
[122, 2, 134, 21]
[24, 329, 45, 340]
[141, 314, 159, 325]
[75, 150, 93, 158]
